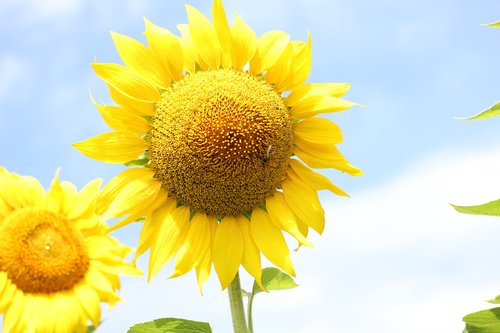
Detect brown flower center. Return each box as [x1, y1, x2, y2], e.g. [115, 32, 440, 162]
[0, 208, 89, 293]
[149, 69, 293, 216]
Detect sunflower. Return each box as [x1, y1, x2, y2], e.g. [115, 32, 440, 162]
[73, 0, 361, 290]
[0, 168, 142, 333]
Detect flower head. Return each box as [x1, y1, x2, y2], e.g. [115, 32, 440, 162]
[73, 0, 360, 290]
[0, 168, 142, 333]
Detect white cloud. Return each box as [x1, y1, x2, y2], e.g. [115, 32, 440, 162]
[96, 144, 500, 333]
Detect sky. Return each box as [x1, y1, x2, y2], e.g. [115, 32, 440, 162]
[1, 0, 500, 332]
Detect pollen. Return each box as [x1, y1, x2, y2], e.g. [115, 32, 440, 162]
[0, 208, 90, 294]
[149, 69, 293, 216]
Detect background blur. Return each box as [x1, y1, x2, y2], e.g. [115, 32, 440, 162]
[2, 0, 500, 332]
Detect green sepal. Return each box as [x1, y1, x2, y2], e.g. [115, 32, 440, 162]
[452, 199, 500, 216]
[462, 102, 500, 120]
[127, 318, 212, 333]
[252, 267, 298, 296]
[463, 307, 500, 332]
[125, 157, 150, 167]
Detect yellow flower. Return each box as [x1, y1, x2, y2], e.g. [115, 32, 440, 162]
[0, 168, 142, 333]
[73, 0, 361, 290]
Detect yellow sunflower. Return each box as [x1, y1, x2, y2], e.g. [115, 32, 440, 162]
[0, 168, 142, 333]
[73, 0, 361, 290]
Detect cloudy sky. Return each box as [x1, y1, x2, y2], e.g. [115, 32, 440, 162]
[2, 0, 500, 332]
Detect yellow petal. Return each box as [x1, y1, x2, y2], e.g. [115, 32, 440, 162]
[265, 42, 293, 92]
[288, 159, 348, 196]
[266, 193, 313, 247]
[212, 215, 244, 289]
[290, 95, 357, 119]
[282, 177, 325, 234]
[144, 18, 183, 82]
[104, 173, 160, 219]
[73, 132, 148, 164]
[74, 284, 101, 328]
[195, 215, 218, 293]
[45, 169, 64, 213]
[236, 215, 263, 288]
[212, 0, 232, 68]
[107, 185, 168, 233]
[109, 85, 155, 116]
[0, 174, 45, 210]
[293, 143, 362, 175]
[231, 15, 257, 71]
[91, 94, 150, 135]
[149, 205, 190, 280]
[98, 168, 149, 214]
[250, 208, 295, 276]
[286, 82, 351, 107]
[186, 4, 221, 70]
[67, 178, 102, 220]
[249, 30, 290, 75]
[111, 31, 168, 88]
[171, 212, 211, 278]
[293, 117, 342, 145]
[290, 33, 312, 87]
[134, 195, 177, 263]
[3, 290, 24, 332]
[92, 63, 160, 102]
[177, 24, 198, 73]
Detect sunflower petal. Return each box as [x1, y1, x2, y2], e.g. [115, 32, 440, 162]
[293, 143, 362, 175]
[149, 206, 191, 280]
[134, 196, 177, 263]
[92, 63, 160, 102]
[73, 132, 148, 164]
[109, 86, 155, 116]
[144, 18, 183, 82]
[286, 82, 351, 106]
[250, 208, 295, 276]
[266, 193, 314, 247]
[282, 178, 325, 234]
[293, 117, 342, 145]
[195, 215, 217, 293]
[177, 24, 198, 73]
[111, 31, 168, 88]
[288, 159, 348, 196]
[171, 212, 211, 278]
[212, 215, 244, 289]
[74, 284, 101, 328]
[290, 33, 312, 87]
[231, 14, 257, 70]
[249, 30, 290, 75]
[212, 0, 232, 68]
[266, 43, 293, 92]
[45, 169, 65, 213]
[96, 168, 153, 215]
[236, 215, 263, 288]
[186, 5, 221, 70]
[290, 95, 357, 119]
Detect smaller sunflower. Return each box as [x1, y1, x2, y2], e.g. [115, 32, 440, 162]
[0, 168, 142, 333]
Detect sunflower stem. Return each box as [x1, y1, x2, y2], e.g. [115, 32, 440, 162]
[228, 271, 248, 333]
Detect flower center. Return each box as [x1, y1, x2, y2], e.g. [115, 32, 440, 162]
[149, 69, 293, 216]
[0, 208, 89, 294]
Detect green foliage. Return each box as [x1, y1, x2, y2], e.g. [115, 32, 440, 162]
[463, 102, 500, 120]
[127, 318, 212, 333]
[451, 199, 500, 216]
[488, 296, 500, 305]
[252, 267, 299, 295]
[463, 307, 500, 333]
[482, 20, 500, 28]
[125, 157, 149, 167]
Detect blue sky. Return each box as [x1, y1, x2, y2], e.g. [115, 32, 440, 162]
[2, 0, 500, 332]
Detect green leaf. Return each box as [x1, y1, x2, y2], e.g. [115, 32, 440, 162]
[252, 267, 298, 295]
[127, 318, 212, 333]
[462, 102, 500, 120]
[452, 199, 500, 216]
[87, 326, 96, 333]
[482, 20, 500, 28]
[487, 295, 500, 304]
[463, 308, 500, 332]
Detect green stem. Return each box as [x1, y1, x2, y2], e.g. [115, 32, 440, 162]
[227, 271, 248, 333]
[247, 291, 255, 333]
